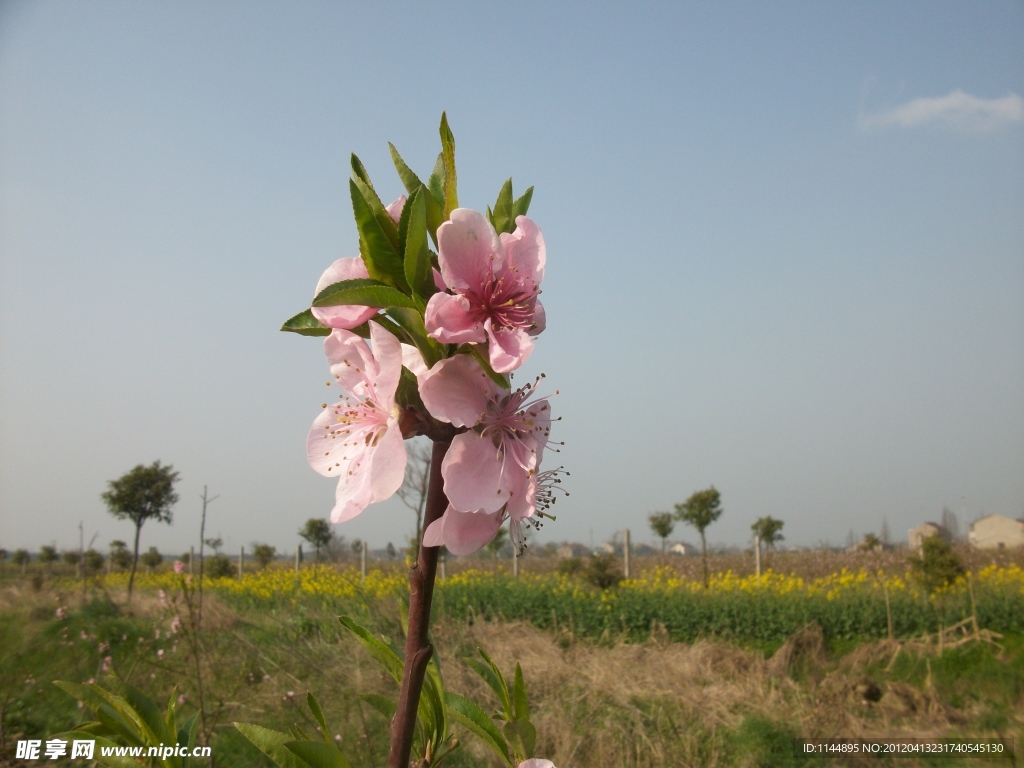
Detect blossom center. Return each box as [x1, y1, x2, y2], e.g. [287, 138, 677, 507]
[463, 267, 537, 330]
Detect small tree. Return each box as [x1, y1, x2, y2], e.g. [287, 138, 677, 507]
[299, 518, 333, 567]
[908, 536, 966, 597]
[204, 537, 223, 555]
[859, 532, 882, 552]
[63, 550, 82, 570]
[13, 549, 30, 576]
[751, 516, 784, 559]
[38, 545, 59, 576]
[83, 549, 105, 576]
[101, 461, 180, 600]
[486, 527, 509, 559]
[648, 512, 675, 554]
[110, 541, 133, 571]
[140, 546, 163, 573]
[253, 544, 276, 570]
[675, 486, 723, 589]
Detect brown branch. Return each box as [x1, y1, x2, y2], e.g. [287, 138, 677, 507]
[388, 438, 450, 767]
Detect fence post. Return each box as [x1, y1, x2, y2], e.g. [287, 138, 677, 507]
[189, 546, 194, 576]
[295, 545, 301, 575]
[755, 534, 761, 579]
[623, 529, 630, 579]
[360, 540, 367, 581]
[439, 553, 446, 581]
[239, 546, 244, 579]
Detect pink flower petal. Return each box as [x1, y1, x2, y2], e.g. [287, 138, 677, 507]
[419, 355, 495, 428]
[385, 195, 406, 224]
[325, 330, 379, 397]
[424, 292, 487, 344]
[401, 344, 428, 378]
[486, 322, 534, 374]
[531, 300, 546, 335]
[424, 506, 505, 555]
[436, 208, 503, 292]
[367, 422, 406, 502]
[499, 216, 545, 287]
[442, 431, 509, 514]
[368, 322, 401, 408]
[311, 258, 378, 330]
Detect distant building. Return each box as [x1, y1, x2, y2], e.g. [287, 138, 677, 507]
[908, 522, 951, 551]
[968, 514, 1024, 550]
[556, 543, 591, 559]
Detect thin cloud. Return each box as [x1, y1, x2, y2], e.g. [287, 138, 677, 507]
[860, 89, 1024, 133]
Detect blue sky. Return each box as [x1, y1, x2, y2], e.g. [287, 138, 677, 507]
[1, 1, 1022, 557]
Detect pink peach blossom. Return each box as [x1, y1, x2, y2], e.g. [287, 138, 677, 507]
[307, 322, 407, 522]
[424, 209, 545, 373]
[173, 560, 185, 574]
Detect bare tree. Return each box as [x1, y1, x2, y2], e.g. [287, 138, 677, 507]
[396, 439, 432, 558]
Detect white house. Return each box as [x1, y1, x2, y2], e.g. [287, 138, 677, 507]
[908, 522, 950, 551]
[968, 514, 1024, 550]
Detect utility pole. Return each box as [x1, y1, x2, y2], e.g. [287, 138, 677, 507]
[623, 529, 631, 580]
[360, 540, 367, 581]
[755, 533, 761, 579]
[238, 546, 244, 580]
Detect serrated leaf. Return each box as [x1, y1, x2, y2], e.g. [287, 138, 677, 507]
[234, 723, 308, 768]
[350, 179, 408, 291]
[512, 187, 534, 219]
[338, 616, 403, 684]
[284, 740, 353, 768]
[306, 692, 334, 746]
[439, 112, 458, 216]
[359, 693, 397, 720]
[388, 308, 445, 368]
[490, 179, 515, 234]
[281, 309, 332, 336]
[502, 719, 536, 762]
[389, 142, 445, 246]
[462, 658, 508, 715]
[427, 152, 445, 211]
[444, 693, 513, 767]
[512, 663, 529, 722]
[312, 279, 417, 310]
[98, 679, 169, 746]
[350, 168, 401, 254]
[400, 188, 435, 301]
[475, 647, 512, 718]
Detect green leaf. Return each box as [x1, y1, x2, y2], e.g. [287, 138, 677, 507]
[388, 307, 445, 368]
[338, 616, 403, 684]
[281, 309, 332, 336]
[109, 678, 175, 745]
[178, 711, 200, 752]
[490, 179, 515, 234]
[512, 186, 534, 219]
[444, 693, 513, 767]
[427, 152, 445, 212]
[359, 693, 397, 720]
[350, 163, 401, 255]
[284, 740, 353, 768]
[400, 188, 435, 302]
[439, 112, 458, 216]
[306, 692, 334, 746]
[312, 278, 417, 311]
[462, 658, 507, 715]
[502, 719, 537, 762]
[511, 663, 529, 722]
[389, 143, 444, 244]
[475, 647, 512, 718]
[349, 179, 408, 291]
[234, 723, 308, 768]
